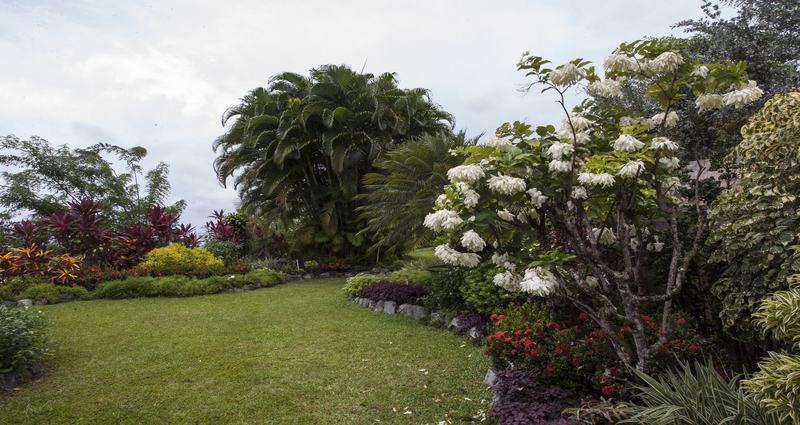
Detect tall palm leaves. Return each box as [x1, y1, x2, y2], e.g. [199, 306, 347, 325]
[357, 131, 477, 258]
[213, 65, 453, 258]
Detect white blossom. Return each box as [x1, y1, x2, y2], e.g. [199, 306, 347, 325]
[497, 208, 515, 222]
[447, 164, 485, 184]
[571, 186, 588, 200]
[493, 271, 521, 292]
[650, 111, 679, 128]
[549, 63, 583, 86]
[556, 127, 591, 144]
[592, 227, 617, 245]
[434, 244, 481, 268]
[647, 51, 684, 73]
[487, 174, 526, 195]
[454, 183, 480, 208]
[519, 267, 558, 296]
[691, 65, 709, 78]
[695, 93, 724, 112]
[548, 160, 572, 173]
[486, 136, 513, 148]
[587, 79, 624, 98]
[577, 172, 616, 188]
[527, 188, 548, 208]
[434, 194, 448, 208]
[423, 209, 463, 233]
[460, 230, 486, 252]
[547, 142, 574, 159]
[612, 134, 645, 152]
[650, 137, 678, 151]
[722, 80, 763, 108]
[618, 160, 645, 177]
[658, 156, 681, 170]
[566, 114, 592, 132]
[603, 54, 637, 73]
[491, 252, 516, 271]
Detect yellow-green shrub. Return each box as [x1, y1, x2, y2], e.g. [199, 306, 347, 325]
[135, 244, 225, 277]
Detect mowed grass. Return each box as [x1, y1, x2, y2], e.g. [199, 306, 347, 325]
[0, 279, 491, 424]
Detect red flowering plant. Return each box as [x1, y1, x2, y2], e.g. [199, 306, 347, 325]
[485, 302, 708, 396]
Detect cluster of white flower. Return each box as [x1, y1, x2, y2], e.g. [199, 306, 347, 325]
[447, 164, 484, 184]
[491, 252, 516, 271]
[691, 65, 709, 78]
[658, 157, 680, 170]
[603, 53, 638, 73]
[519, 267, 558, 296]
[550, 63, 583, 86]
[695, 94, 724, 112]
[619, 116, 656, 130]
[486, 136, 513, 148]
[460, 229, 486, 252]
[453, 182, 480, 208]
[434, 194, 448, 208]
[587, 79, 624, 98]
[434, 244, 481, 268]
[650, 111, 679, 128]
[577, 172, 616, 188]
[487, 174, 526, 195]
[722, 80, 764, 109]
[548, 159, 572, 173]
[493, 271, 521, 292]
[612, 134, 645, 152]
[527, 188, 548, 208]
[571, 186, 588, 200]
[646, 235, 665, 252]
[618, 160, 645, 177]
[423, 209, 463, 233]
[650, 137, 678, 151]
[546, 142, 574, 159]
[497, 208, 515, 222]
[556, 127, 591, 144]
[566, 114, 592, 131]
[646, 51, 684, 74]
[592, 227, 617, 245]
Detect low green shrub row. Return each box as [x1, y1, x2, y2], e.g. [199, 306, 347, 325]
[90, 268, 285, 300]
[342, 266, 432, 297]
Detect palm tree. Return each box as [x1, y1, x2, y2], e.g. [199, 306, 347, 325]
[213, 65, 453, 259]
[357, 131, 478, 259]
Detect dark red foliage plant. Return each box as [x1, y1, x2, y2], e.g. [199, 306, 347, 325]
[359, 281, 429, 305]
[490, 368, 581, 425]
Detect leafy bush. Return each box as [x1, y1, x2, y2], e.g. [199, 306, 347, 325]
[19, 284, 88, 303]
[489, 368, 581, 425]
[0, 306, 49, 375]
[627, 361, 782, 425]
[0, 246, 81, 285]
[0, 276, 50, 301]
[460, 262, 523, 315]
[486, 303, 707, 395]
[359, 281, 429, 305]
[743, 274, 800, 422]
[421, 267, 467, 312]
[386, 266, 431, 285]
[203, 239, 242, 266]
[343, 273, 384, 297]
[135, 244, 225, 277]
[90, 269, 284, 300]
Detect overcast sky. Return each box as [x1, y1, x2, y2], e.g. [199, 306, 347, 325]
[0, 0, 707, 227]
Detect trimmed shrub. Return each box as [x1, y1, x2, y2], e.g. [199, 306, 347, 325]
[386, 266, 432, 285]
[135, 244, 225, 277]
[0, 306, 49, 377]
[0, 276, 50, 301]
[421, 268, 467, 312]
[359, 281, 429, 305]
[343, 273, 384, 297]
[490, 368, 581, 425]
[19, 284, 88, 304]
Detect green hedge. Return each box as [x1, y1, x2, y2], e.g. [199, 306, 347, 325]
[90, 269, 285, 300]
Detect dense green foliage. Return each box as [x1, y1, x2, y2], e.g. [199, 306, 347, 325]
[627, 361, 782, 425]
[0, 306, 49, 375]
[743, 274, 800, 422]
[89, 269, 284, 300]
[0, 136, 182, 227]
[213, 65, 453, 259]
[17, 284, 88, 304]
[357, 132, 476, 257]
[460, 262, 522, 315]
[709, 91, 800, 337]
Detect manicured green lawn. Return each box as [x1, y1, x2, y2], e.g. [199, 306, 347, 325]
[0, 279, 491, 424]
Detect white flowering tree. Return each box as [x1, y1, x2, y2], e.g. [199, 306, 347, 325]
[424, 40, 764, 371]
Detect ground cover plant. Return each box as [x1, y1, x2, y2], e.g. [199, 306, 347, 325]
[0, 306, 49, 387]
[0, 279, 490, 424]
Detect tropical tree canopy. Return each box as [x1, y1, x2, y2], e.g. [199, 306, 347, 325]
[0, 135, 182, 228]
[357, 131, 478, 258]
[213, 64, 454, 259]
